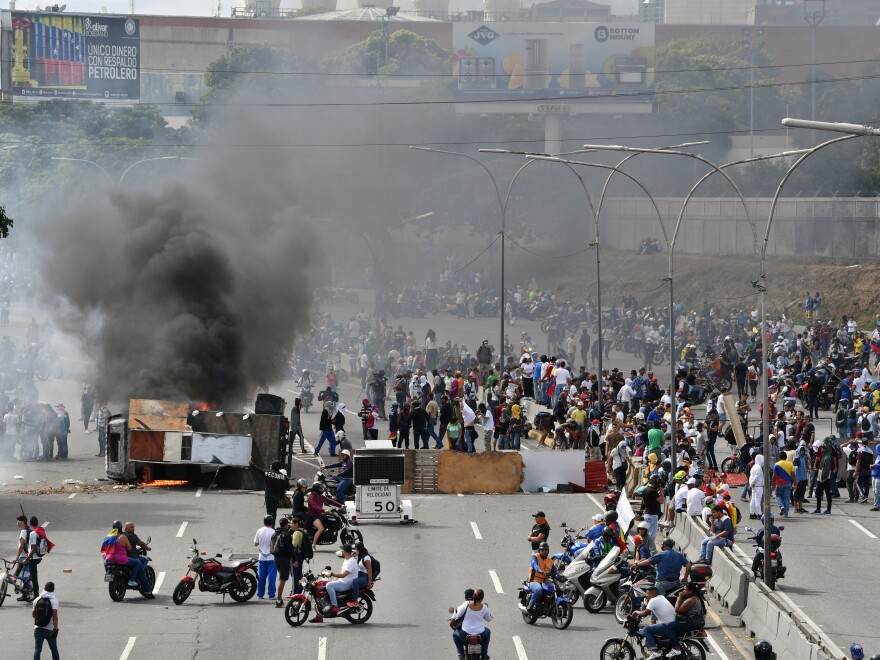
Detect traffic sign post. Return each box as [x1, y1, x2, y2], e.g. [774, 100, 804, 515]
[346, 443, 416, 525]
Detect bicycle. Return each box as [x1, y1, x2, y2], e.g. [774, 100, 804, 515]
[0, 557, 35, 606]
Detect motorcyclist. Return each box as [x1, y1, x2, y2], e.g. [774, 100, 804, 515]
[632, 537, 691, 596]
[296, 369, 313, 390]
[750, 514, 784, 577]
[520, 541, 557, 614]
[450, 587, 492, 660]
[325, 449, 354, 503]
[584, 513, 607, 541]
[102, 520, 154, 599]
[603, 511, 627, 552]
[306, 482, 343, 547]
[121, 521, 150, 569]
[292, 478, 309, 519]
[588, 527, 618, 568]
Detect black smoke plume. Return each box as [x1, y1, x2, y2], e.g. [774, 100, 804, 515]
[31, 124, 322, 407]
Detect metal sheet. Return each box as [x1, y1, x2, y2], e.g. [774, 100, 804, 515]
[128, 399, 191, 431]
[191, 433, 252, 466]
[724, 393, 747, 449]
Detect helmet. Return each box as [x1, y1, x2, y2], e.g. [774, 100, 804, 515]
[632, 535, 643, 545]
[112, 520, 122, 530]
[605, 511, 619, 524]
[302, 369, 309, 374]
[636, 520, 649, 531]
[648, 474, 660, 486]
[312, 482, 326, 493]
[601, 527, 615, 540]
[538, 542, 550, 551]
[869, 655, 880, 660]
[296, 478, 308, 489]
[264, 514, 275, 525]
[603, 492, 619, 505]
[753, 640, 775, 660]
[761, 513, 774, 524]
[851, 643, 865, 660]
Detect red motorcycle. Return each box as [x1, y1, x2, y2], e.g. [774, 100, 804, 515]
[172, 539, 258, 605]
[284, 567, 376, 626]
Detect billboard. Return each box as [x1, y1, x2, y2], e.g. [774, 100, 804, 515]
[10, 12, 140, 100]
[452, 23, 654, 104]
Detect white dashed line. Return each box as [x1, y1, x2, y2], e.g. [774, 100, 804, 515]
[195, 488, 203, 498]
[153, 571, 166, 595]
[488, 569, 504, 594]
[849, 519, 878, 539]
[512, 635, 529, 660]
[706, 632, 731, 660]
[68, 493, 76, 499]
[470, 521, 483, 540]
[119, 637, 137, 660]
[318, 636, 327, 660]
[176, 521, 188, 538]
[587, 493, 604, 510]
[457, 493, 464, 497]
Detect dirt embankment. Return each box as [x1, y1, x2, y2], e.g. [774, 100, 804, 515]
[519, 250, 879, 326]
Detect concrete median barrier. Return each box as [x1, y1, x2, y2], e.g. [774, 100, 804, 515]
[437, 450, 524, 494]
[706, 546, 748, 616]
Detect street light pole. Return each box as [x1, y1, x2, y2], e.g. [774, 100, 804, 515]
[804, 0, 826, 137]
[753, 120, 857, 590]
[410, 146, 542, 373]
[52, 155, 182, 188]
[742, 28, 763, 159]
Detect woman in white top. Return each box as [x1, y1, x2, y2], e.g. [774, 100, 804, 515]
[425, 330, 438, 371]
[449, 588, 491, 659]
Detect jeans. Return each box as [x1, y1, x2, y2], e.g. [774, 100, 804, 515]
[665, 620, 698, 646]
[257, 559, 277, 599]
[326, 579, 356, 606]
[873, 478, 880, 508]
[775, 483, 792, 516]
[642, 622, 668, 649]
[415, 427, 429, 449]
[34, 628, 59, 660]
[527, 581, 544, 609]
[464, 428, 476, 453]
[453, 627, 490, 657]
[497, 434, 507, 450]
[120, 557, 149, 593]
[830, 471, 841, 498]
[699, 537, 729, 563]
[509, 430, 521, 451]
[655, 579, 680, 597]
[427, 419, 442, 448]
[643, 514, 659, 541]
[314, 430, 336, 455]
[705, 437, 718, 470]
[815, 479, 833, 512]
[336, 478, 353, 503]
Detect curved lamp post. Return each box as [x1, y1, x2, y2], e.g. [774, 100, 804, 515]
[51, 156, 180, 188]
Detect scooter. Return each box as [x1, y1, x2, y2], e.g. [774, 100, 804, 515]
[517, 576, 573, 630]
[172, 539, 258, 605]
[561, 540, 598, 608]
[746, 526, 786, 581]
[583, 546, 628, 613]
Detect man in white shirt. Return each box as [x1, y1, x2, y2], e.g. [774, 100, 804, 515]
[617, 379, 635, 417]
[33, 581, 59, 660]
[686, 479, 706, 516]
[254, 515, 277, 600]
[552, 360, 571, 409]
[635, 584, 678, 659]
[324, 544, 359, 615]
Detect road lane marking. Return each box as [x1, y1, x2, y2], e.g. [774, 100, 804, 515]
[457, 493, 464, 497]
[470, 521, 482, 540]
[68, 493, 76, 499]
[512, 635, 528, 660]
[119, 637, 136, 660]
[849, 519, 878, 539]
[488, 569, 504, 594]
[587, 494, 603, 510]
[706, 632, 731, 660]
[195, 488, 203, 497]
[153, 571, 166, 595]
[318, 636, 327, 660]
[176, 521, 188, 538]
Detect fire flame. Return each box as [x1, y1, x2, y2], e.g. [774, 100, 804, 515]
[196, 402, 217, 412]
[138, 480, 190, 488]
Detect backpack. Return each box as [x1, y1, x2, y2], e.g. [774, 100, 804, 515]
[848, 449, 859, 468]
[369, 556, 381, 579]
[33, 596, 53, 627]
[836, 409, 848, 426]
[296, 528, 314, 561]
[862, 416, 872, 432]
[270, 528, 287, 556]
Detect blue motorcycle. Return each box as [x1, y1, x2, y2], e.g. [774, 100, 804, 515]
[517, 577, 573, 629]
[552, 526, 591, 571]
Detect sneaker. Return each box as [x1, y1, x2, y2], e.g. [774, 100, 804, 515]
[330, 606, 340, 614]
[823, 510, 831, 515]
[646, 651, 663, 660]
[142, 593, 155, 600]
[16, 595, 29, 602]
[870, 507, 879, 512]
[308, 616, 324, 623]
[667, 648, 683, 658]
[275, 601, 284, 608]
[860, 498, 868, 504]
[811, 509, 821, 514]
[345, 601, 359, 608]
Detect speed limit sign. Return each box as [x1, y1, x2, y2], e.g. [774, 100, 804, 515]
[357, 484, 400, 518]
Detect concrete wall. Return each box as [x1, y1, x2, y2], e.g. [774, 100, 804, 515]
[600, 196, 880, 261]
[437, 450, 524, 493]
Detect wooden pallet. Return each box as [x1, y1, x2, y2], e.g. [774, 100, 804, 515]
[412, 451, 439, 493]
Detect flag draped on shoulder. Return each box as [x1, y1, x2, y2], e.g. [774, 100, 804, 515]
[100, 529, 120, 555]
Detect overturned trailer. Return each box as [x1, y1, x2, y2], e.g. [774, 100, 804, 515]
[105, 394, 292, 489]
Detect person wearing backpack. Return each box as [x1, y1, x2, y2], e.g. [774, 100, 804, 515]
[33, 580, 59, 660]
[16, 514, 41, 601]
[353, 541, 378, 601]
[286, 516, 311, 598]
[271, 518, 295, 609]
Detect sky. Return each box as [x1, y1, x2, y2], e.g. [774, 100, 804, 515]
[17, 0, 638, 19]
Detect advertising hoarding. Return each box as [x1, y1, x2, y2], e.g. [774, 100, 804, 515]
[452, 22, 654, 105]
[10, 12, 139, 100]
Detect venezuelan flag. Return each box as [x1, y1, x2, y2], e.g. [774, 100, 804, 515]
[100, 529, 119, 555]
[870, 341, 880, 356]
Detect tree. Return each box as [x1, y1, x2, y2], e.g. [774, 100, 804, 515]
[321, 29, 451, 76]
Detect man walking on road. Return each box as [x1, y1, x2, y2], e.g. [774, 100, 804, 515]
[33, 580, 59, 660]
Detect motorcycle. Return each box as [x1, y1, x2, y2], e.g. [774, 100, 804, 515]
[300, 384, 314, 413]
[460, 631, 487, 660]
[583, 546, 628, 613]
[746, 526, 786, 582]
[314, 458, 355, 501]
[172, 539, 258, 605]
[517, 576, 573, 630]
[552, 524, 591, 571]
[104, 537, 156, 602]
[285, 567, 376, 626]
[599, 614, 709, 660]
[312, 507, 363, 547]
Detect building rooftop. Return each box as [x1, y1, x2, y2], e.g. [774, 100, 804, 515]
[295, 6, 442, 20]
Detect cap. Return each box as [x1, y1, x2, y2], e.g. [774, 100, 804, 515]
[687, 478, 697, 485]
[636, 520, 649, 530]
[532, 511, 546, 518]
[464, 588, 475, 600]
[592, 513, 605, 522]
[340, 543, 353, 553]
[341, 449, 351, 456]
